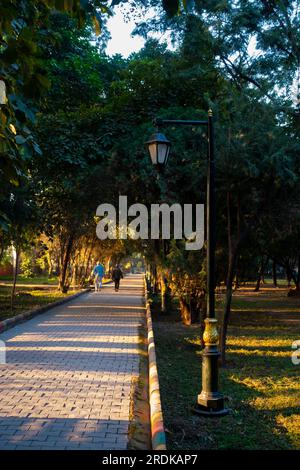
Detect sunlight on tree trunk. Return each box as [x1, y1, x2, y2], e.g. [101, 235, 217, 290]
[10, 246, 20, 313]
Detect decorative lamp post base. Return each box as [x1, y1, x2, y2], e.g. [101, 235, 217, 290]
[192, 405, 230, 417]
[192, 318, 230, 418]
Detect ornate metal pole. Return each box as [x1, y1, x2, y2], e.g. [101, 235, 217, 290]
[194, 110, 228, 416]
[150, 110, 229, 416]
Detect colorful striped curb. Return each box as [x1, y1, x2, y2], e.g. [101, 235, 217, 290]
[144, 277, 167, 450]
[0, 288, 90, 334]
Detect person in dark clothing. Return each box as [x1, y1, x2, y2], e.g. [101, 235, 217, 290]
[112, 264, 123, 291]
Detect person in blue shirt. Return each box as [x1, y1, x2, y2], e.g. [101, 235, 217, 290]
[92, 261, 105, 292]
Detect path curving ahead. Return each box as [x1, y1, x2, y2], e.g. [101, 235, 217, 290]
[0, 274, 146, 450]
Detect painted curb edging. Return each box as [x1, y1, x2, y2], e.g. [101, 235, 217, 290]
[144, 277, 167, 450]
[0, 288, 90, 334]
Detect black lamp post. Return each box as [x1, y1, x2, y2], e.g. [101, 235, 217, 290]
[146, 109, 228, 416]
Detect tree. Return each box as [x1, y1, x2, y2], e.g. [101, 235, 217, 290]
[167, 240, 206, 327]
[132, 3, 300, 363]
[0, 0, 111, 226]
[3, 181, 39, 309]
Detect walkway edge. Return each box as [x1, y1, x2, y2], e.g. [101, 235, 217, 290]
[144, 277, 167, 450]
[0, 289, 90, 334]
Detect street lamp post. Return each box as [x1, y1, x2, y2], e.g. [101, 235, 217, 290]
[146, 110, 228, 416]
[146, 132, 171, 313]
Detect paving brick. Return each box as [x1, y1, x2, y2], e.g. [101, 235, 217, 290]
[0, 275, 145, 450]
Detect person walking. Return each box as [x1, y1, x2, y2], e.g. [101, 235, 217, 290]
[92, 261, 105, 292]
[112, 264, 123, 292]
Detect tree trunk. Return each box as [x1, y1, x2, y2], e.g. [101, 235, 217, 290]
[233, 272, 239, 290]
[179, 299, 190, 325]
[272, 259, 278, 287]
[160, 272, 171, 314]
[46, 251, 53, 277]
[290, 260, 298, 288]
[59, 235, 74, 293]
[11, 248, 20, 313]
[296, 254, 300, 290]
[83, 248, 93, 286]
[219, 249, 237, 365]
[151, 264, 158, 294]
[254, 270, 261, 292]
[71, 263, 78, 288]
[0, 238, 5, 264]
[254, 256, 268, 292]
[285, 261, 292, 287]
[199, 295, 206, 348]
[76, 244, 88, 286]
[179, 297, 199, 325]
[160, 275, 166, 313]
[105, 256, 111, 277]
[219, 191, 241, 365]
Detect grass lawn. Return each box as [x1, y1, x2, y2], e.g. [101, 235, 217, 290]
[152, 285, 300, 450]
[0, 275, 113, 321]
[0, 284, 79, 321]
[0, 274, 58, 285]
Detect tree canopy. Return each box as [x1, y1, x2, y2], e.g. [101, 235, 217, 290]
[1, 1, 300, 361]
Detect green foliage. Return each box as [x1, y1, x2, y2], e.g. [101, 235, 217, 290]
[0, 0, 112, 228]
[20, 252, 34, 278]
[166, 240, 206, 324]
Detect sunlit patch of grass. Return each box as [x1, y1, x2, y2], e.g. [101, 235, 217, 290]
[228, 337, 293, 347]
[227, 348, 291, 358]
[253, 393, 299, 410]
[276, 414, 300, 448]
[27, 289, 78, 299]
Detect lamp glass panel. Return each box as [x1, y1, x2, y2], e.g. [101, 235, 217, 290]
[148, 143, 158, 165]
[157, 142, 168, 164]
[164, 145, 171, 165]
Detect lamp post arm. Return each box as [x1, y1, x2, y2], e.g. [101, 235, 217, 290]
[154, 118, 208, 128]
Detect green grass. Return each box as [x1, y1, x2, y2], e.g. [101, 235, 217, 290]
[152, 288, 300, 450]
[0, 274, 58, 285]
[0, 276, 113, 321]
[0, 285, 79, 321]
[256, 277, 289, 286]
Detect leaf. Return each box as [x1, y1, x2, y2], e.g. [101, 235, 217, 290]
[9, 124, 17, 135]
[15, 135, 27, 145]
[0, 212, 10, 231]
[8, 95, 36, 123]
[33, 142, 42, 155]
[0, 80, 7, 105]
[9, 178, 19, 187]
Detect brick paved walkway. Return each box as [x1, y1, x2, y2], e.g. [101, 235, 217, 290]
[0, 274, 145, 450]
